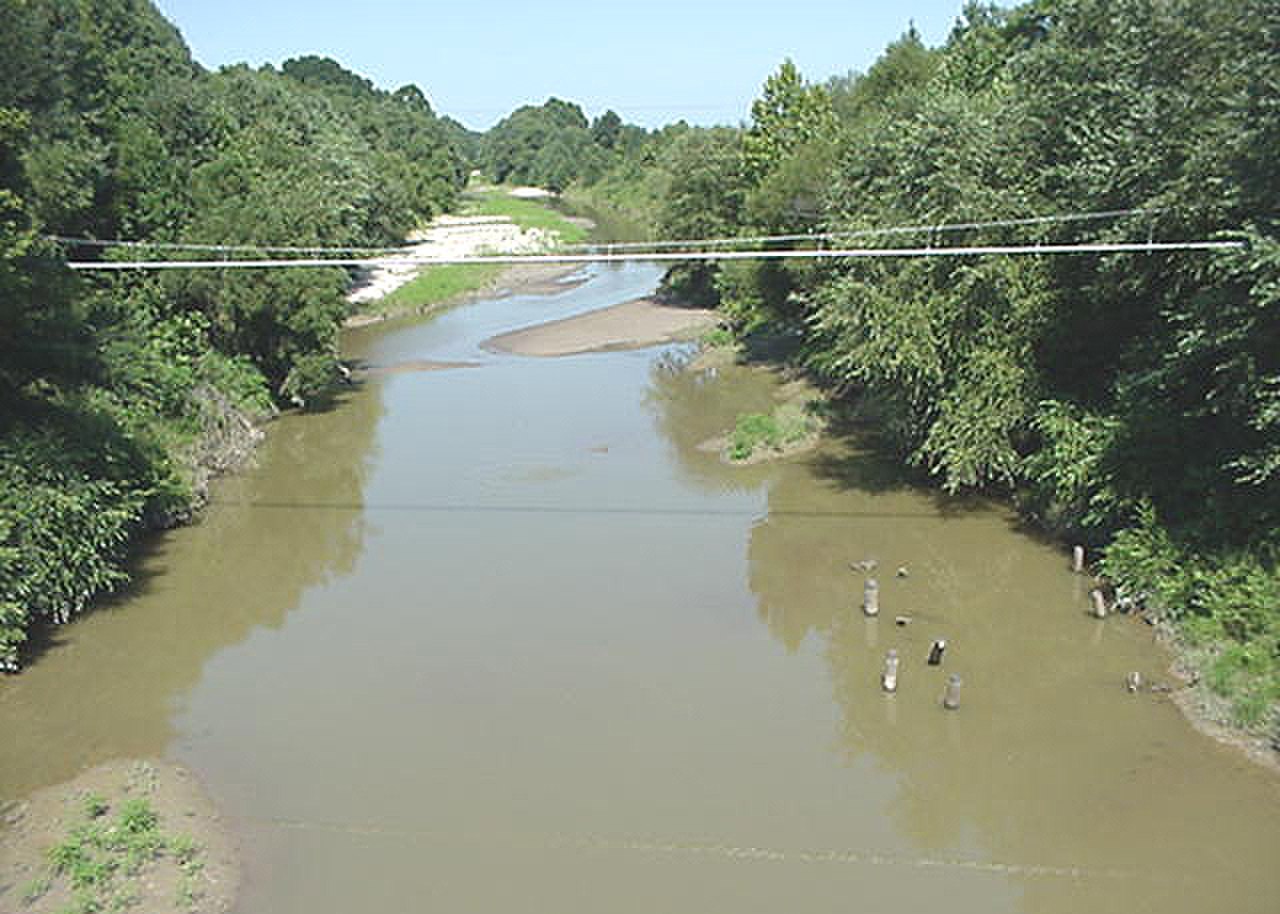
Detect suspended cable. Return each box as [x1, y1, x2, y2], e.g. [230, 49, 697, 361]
[559, 208, 1167, 252]
[46, 219, 518, 256]
[48, 209, 1165, 260]
[49, 236, 412, 255]
[64, 239, 1245, 271]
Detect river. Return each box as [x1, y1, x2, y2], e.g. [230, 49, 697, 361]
[3, 262, 1278, 913]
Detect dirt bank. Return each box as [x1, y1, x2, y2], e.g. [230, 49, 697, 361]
[0, 759, 238, 914]
[483, 297, 719, 357]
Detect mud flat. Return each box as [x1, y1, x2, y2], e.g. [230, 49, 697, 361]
[483, 297, 718, 356]
[0, 759, 238, 914]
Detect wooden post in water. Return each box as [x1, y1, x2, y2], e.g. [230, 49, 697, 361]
[1090, 588, 1108, 619]
[943, 674, 962, 710]
[1072, 545, 1086, 573]
[863, 578, 880, 617]
[881, 649, 899, 692]
[927, 639, 946, 666]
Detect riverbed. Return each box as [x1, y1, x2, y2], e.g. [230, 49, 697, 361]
[2, 262, 1278, 913]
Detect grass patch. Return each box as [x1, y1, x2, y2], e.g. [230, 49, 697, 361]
[367, 262, 505, 318]
[461, 188, 590, 245]
[28, 795, 207, 912]
[1101, 513, 1280, 731]
[701, 326, 735, 348]
[728, 402, 820, 461]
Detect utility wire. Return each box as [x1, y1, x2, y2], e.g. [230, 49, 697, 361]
[47, 219, 517, 256]
[65, 239, 1245, 271]
[48, 209, 1161, 259]
[559, 208, 1167, 252]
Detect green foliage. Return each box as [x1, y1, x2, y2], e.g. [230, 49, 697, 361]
[727, 404, 820, 461]
[742, 60, 836, 185]
[482, 98, 603, 191]
[603, 0, 1280, 724]
[701, 327, 735, 348]
[372, 263, 504, 318]
[655, 128, 745, 306]
[1102, 507, 1280, 727]
[37, 795, 209, 914]
[82, 795, 109, 819]
[1021, 400, 1124, 536]
[0, 1, 466, 669]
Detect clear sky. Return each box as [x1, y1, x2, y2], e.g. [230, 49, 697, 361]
[151, 0, 973, 130]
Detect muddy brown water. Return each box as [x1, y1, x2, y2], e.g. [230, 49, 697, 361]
[3, 263, 1278, 913]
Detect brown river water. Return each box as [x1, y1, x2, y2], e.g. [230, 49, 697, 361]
[3, 262, 1278, 913]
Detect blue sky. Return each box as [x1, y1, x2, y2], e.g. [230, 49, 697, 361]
[151, 0, 974, 130]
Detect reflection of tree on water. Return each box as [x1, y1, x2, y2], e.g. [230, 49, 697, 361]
[0, 383, 386, 798]
[746, 456, 1280, 914]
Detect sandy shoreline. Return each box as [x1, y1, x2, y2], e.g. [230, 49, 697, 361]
[344, 214, 555, 307]
[343, 261, 587, 330]
[483, 297, 719, 357]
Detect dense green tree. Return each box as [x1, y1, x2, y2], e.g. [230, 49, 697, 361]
[741, 59, 836, 185]
[0, 0, 467, 669]
[595, 0, 1280, 725]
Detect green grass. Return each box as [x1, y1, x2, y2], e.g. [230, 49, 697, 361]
[1101, 516, 1280, 730]
[700, 326, 735, 348]
[27, 796, 207, 912]
[461, 188, 590, 245]
[728, 403, 820, 461]
[369, 262, 505, 318]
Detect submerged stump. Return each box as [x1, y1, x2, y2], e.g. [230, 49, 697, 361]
[881, 649, 899, 693]
[943, 674, 962, 710]
[863, 578, 880, 617]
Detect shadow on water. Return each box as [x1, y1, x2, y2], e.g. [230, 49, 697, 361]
[0, 373, 388, 798]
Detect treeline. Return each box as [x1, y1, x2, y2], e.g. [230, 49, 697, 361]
[0, 0, 467, 668]
[566, 1, 1279, 726]
[481, 98, 646, 192]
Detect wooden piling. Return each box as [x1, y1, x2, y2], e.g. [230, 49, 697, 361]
[1072, 545, 1086, 573]
[881, 649, 899, 693]
[863, 578, 880, 617]
[1090, 588, 1108, 619]
[927, 639, 946, 666]
[943, 674, 962, 710]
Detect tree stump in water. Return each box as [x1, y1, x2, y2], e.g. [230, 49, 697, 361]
[863, 578, 880, 617]
[943, 674, 962, 710]
[1090, 588, 1108, 619]
[881, 649, 899, 692]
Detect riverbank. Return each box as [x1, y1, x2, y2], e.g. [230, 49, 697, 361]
[0, 760, 238, 914]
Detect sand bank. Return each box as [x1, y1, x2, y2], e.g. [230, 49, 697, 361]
[1, 760, 238, 914]
[484, 298, 718, 357]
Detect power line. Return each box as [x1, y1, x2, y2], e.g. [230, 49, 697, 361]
[559, 208, 1167, 252]
[64, 240, 1245, 271]
[49, 236, 411, 255]
[47, 220, 518, 255]
[49, 209, 1163, 259]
